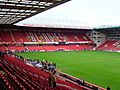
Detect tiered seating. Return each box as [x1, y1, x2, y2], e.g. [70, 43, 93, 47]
[0, 63, 26, 90]
[12, 31, 30, 42]
[0, 31, 13, 42]
[36, 32, 46, 42]
[56, 45, 71, 50]
[42, 45, 58, 51]
[0, 46, 7, 51]
[1, 55, 91, 90]
[2, 44, 92, 51]
[7, 46, 26, 51]
[114, 40, 120, 51]
[69, 45, 80, 50]
[45, 33, 53, 42]
[69, 45, 92, 50]
[55, 33, 66, 42]
[49, 33, 59, 42]
[79, 44, 92, 50]
[84, 35, 92, 41]
[0, 31, 93, 52]
[27, 32, 38, 42]
[37, 33, 50, 42]
[0, 70, 14, 90]
[0, 37, 2, 42]
[64, 33, 76, 42]
[27, 46, 44, 51]
[0, 31, 92, 43]
[75, 34, 88, 41]
[97, 40, 120, 51]
[36, 32, 92, 42]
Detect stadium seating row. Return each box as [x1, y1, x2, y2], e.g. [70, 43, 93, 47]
[0, 44, 93, 51]
[0, 31, 91, 42]
[97, 40, 120, 51]
[0, 55, 91, 90]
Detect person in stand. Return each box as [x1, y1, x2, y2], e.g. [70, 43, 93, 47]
[81, 78, 85, 86]
[49, 74, 52, 87]
[0, 50, 2, 57]
[107, 86, 111, 90]
[49, 72, 57, 89]
[0, 50, 4, 58]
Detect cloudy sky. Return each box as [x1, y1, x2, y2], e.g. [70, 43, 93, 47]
[16, 0, 120, 29]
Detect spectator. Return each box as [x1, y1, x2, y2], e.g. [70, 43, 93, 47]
[0, 50, 2, 57]
[49, 72, 57, 89]
[75, 79, 82, 85]
[107, 86, 111, 90]
[49, 74, 52, 87]
[81, 78, 85, 86]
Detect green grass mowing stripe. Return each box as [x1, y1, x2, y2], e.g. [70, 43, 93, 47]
[18, 51, 120, 90]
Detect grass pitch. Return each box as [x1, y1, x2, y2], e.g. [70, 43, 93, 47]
[18, 50, 120, 90]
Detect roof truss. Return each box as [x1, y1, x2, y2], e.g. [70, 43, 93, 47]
[0, 0, 70, 24]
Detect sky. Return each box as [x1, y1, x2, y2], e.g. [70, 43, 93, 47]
[16, 0, 120, 29]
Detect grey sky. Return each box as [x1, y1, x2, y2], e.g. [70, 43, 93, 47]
[16, 0, 120, 29]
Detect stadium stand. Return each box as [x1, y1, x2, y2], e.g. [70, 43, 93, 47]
[0, 46, 7, 51]
[97, 40, 120, 51]
[0, 54, 92, 90]
[12, 31, 30, 42]
[1, 23, 114, 90]
[0, 31, 13, 42]
[42, 45, 58, 51]
[7, 46, 26, 51]
[27, 46, 44, 51]
[1, 0, 119, 89]
[95, 28, 120, 52]
[0, 30, 93, 52]
[0, 31, 92, 43]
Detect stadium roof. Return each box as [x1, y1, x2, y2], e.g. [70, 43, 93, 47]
[15, 0, 120, 29]
[0, 0, 70, 24]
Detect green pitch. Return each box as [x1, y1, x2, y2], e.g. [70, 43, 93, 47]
[18, 50, 120, 90]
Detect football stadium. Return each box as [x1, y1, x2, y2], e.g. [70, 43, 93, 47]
[0, 0, 120, 90]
